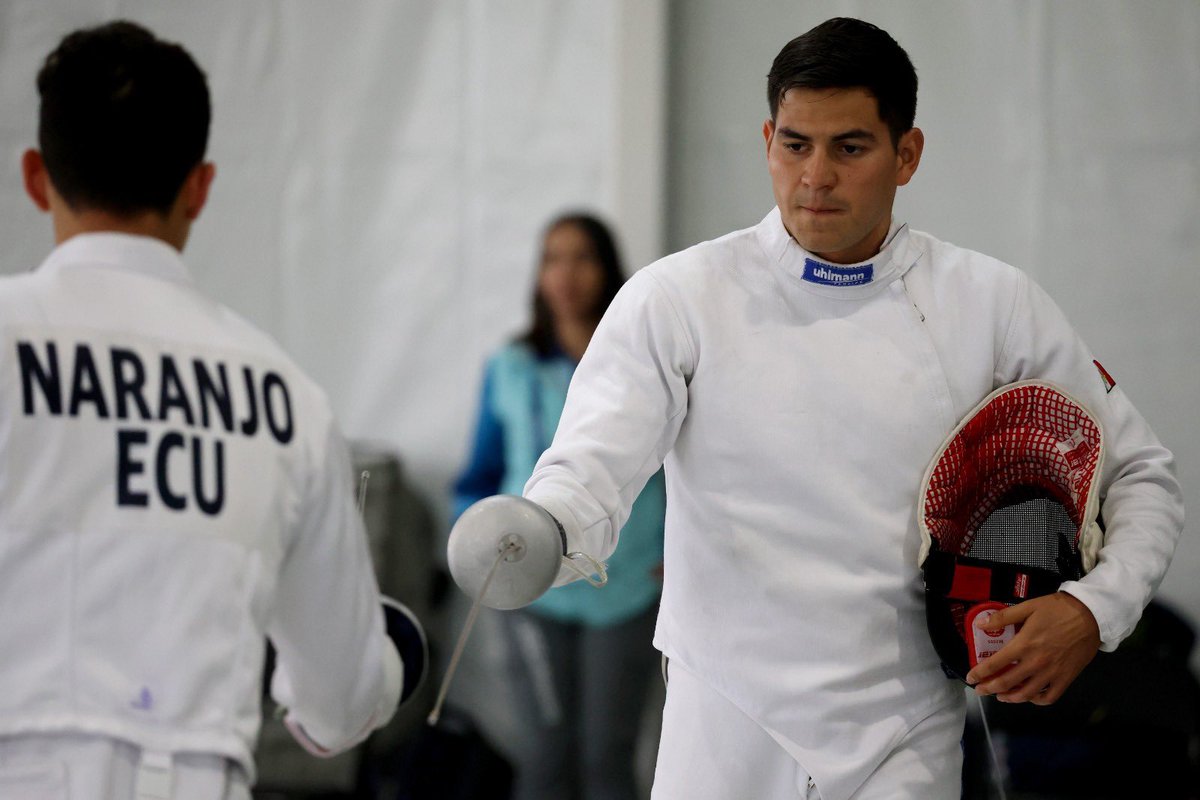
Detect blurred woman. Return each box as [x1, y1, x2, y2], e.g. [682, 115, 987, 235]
[453, 213, 665, 800]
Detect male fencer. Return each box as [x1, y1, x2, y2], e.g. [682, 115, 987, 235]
[0, 21, 425, 798]
[448, 18, 1184, 799]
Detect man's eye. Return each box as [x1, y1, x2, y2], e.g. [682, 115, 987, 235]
[841, 144, 863, 155]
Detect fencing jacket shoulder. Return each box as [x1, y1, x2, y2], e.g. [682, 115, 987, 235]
[524, 207, 1183, 800]
[0, 233, 401, 778]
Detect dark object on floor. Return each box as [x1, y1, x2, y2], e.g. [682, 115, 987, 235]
[371, 706, 514, 800]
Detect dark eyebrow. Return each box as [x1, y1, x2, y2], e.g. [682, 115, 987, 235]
[777, 126, 878, 143]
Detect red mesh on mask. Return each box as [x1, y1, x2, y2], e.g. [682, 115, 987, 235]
[923, 383, 1100, 557]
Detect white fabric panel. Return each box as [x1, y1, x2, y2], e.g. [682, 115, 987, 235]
[667, 1, 1200, 665]
[0, 1, 666, 537]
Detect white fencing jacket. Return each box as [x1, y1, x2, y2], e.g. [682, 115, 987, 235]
[525, 208, 1183, 800]
[0, 233, 401, 779]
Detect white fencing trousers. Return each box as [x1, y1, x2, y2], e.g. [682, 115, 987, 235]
[0, 734, 250, 800]
[651, 659, 821, 800]
[651, 659, 965, 800]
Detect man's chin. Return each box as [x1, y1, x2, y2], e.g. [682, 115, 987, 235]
[783, 217, 834, 247]
[788, 229, 841, 257]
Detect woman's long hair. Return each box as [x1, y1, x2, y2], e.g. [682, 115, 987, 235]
[519, 212, 626, 357]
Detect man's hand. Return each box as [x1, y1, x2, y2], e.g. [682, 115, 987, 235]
[965, 591, 1100, 705]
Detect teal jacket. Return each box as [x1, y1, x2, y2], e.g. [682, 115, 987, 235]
[453, 341, 665, 626]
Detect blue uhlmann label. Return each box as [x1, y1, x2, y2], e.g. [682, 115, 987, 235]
[802, 258, 873, 287]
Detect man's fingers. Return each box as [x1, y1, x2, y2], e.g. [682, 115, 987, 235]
[992, 671, 1044, 703]
[965, 655, 1008, 686]
[966, 634, 1025, 685]
[975, 646, 1071, 703]
[1029, 683, 1062, 705]
[966, 593, 1100, 704]
[975, 597, 1035, 630]
[997, 674, 1062, 704]
[973, 654, 1035, 697]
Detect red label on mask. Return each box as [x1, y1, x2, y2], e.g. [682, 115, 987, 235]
[965, 602, 1018, 667]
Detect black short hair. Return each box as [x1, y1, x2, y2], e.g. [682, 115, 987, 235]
[767, 18, 917, 147]
[36, 20, 211, 216]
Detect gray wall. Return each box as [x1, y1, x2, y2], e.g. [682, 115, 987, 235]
[666, 1, 1200, 651]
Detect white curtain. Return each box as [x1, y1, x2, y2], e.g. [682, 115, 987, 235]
[0, 0, 665, 530]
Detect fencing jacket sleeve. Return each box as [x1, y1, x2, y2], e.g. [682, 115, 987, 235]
[524, 269, 693, 584]
[267, 414, 402, 755]
[994, 270, 1184, 650]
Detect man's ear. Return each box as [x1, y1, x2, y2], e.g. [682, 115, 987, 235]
[763, 118, 775, 157]
[182, 162, 216, 221]
[22, 149, 52, 212]
[895, 127, 924, 187]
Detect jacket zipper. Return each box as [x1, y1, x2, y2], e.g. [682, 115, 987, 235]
[900, 273, 925, 322]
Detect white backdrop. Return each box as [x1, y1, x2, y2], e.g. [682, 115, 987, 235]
[0, 0, 666, 544]
[667, 0, 1200, 662]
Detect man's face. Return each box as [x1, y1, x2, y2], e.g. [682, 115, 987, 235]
[764, 87, 922, 265]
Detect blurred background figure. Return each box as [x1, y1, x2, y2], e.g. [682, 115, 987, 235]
[453, 213, 666, 800]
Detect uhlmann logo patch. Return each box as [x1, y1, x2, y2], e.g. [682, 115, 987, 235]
[802, 258, 873, 287]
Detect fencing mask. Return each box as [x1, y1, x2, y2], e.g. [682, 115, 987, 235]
[918, 380, 1104, 681]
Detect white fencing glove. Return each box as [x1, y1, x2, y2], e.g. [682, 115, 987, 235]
[277, 596, 427, 757]
[447, 495, 570, 610]
[381, 595, 428, 703]
[431, 495, 607, 725]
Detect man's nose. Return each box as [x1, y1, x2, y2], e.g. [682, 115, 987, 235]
[801, 149, 837, 190]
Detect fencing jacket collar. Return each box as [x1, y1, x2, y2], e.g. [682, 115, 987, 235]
[755, 206, 919, 299]
[38, 231, 195, 288]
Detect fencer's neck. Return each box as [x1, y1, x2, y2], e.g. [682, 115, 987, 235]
[51, 207, 191, 251]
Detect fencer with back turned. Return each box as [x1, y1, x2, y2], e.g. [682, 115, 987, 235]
[0, 21, 426, 800]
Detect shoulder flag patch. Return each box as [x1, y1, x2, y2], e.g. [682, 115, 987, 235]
[1094, 360, 1116, 393]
